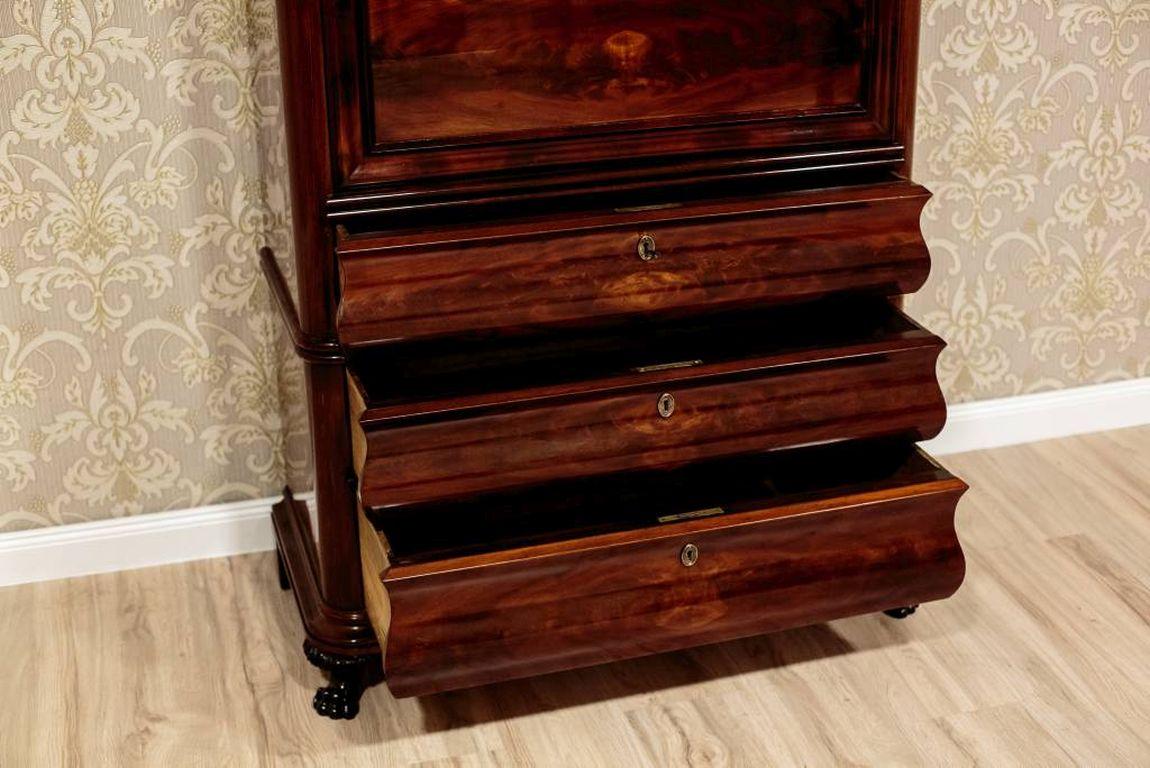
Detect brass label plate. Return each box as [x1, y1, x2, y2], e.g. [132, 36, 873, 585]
[632, 359, 703, 374]
[658, 506, 726, 524]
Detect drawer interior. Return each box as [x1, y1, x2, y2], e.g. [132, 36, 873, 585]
[370, 437, 953, 566]
[348, 295, 935, 413]
[361, 437, 966, 696]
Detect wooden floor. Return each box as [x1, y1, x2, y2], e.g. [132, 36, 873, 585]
[3, 428, 1150, 767]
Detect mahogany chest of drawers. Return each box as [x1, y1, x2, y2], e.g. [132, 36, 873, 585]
[264, 0, 966, 719]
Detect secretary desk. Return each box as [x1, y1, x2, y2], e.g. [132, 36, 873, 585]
[262, 0, 967, 719]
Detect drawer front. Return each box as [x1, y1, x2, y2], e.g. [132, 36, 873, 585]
[355, 346, 945, 508]
[338, 185, 931, 345]
[369, 472, 967, 697]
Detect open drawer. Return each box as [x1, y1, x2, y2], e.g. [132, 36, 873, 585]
[360, 439, 967, 697]
[337, 180, 932, 345]
[347, 297, 947, 509]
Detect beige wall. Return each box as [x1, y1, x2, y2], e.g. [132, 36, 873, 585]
[0, 0, 308, 530]
[1, 0, 1148, 531]
[910, 0, 1150, 400]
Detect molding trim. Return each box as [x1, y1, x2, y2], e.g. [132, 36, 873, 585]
[924, 378, 1150, 456]
[0, 493, 313, 588]
[1, 378, 1147, 587]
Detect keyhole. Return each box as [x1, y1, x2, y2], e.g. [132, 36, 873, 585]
[637, 234, 659, 261]
[680, 543, 699, 567]
[657, 392, 676, 418]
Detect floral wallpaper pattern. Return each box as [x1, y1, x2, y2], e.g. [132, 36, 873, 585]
[0, 0, 1148, 531]
[0, 0, 308, 532]
[910, 0, 1150, 398]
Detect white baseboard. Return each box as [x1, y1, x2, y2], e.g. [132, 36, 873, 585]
[923, 378, 1150, 456]
[1, 378, 1147, 587]
[0, 492, 312, 588]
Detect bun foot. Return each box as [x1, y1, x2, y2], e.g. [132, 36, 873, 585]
[314, 677, 362, 720]
[883, 605, 919, 619]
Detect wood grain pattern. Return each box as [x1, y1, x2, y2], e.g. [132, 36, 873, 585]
[4, 429, 1149, 765]
[349, 303, 946, 508]
[272, 489, 379, 656]
[358, 509, 392, 654]
[365, 447, 967, 696]
[367, 0, 866, 145]
[325, 0, 918, 196]
[355, 353, 944, 508]
[270, 0, 944, 718]
[337, 181, 932, 345]
[270, 0, 374, 661]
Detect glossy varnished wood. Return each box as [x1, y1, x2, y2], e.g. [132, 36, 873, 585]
[272, 0, 373, 654]
[325, 0, 922, 198]
[367, 0, 867, 145]
[360, 445, 967, 697]
[269, 0, 946, 716]
[337, 181, 932, 345]
[348, 302, 946, 509]
[352, 353, 944, 508]
[271, 489, 377, 655]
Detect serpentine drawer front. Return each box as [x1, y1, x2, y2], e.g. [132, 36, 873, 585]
[269, 0, 961, 718]
[358, 441, 968, 697]
[347, 298, 946, 510]
[336, 181, 932, 345]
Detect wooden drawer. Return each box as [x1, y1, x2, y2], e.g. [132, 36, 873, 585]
[348, 298, 946, 509]
[360, 440, 967, 697]
[337, 181, 932, 345]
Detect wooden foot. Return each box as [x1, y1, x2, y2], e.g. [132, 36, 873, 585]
[304, 641, 374, 720]
[276, 549, 290, 591]
[314, 671, 364, 720]
[883, 605, 918, 619]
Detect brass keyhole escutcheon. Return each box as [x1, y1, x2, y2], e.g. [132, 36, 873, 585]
[680, 543, 699, 567]
[657, 392, 676, 418]
[637, 233, 659, 261]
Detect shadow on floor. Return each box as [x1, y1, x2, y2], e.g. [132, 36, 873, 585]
[406, 621, 862, 733]
[262, 550, 905, 736]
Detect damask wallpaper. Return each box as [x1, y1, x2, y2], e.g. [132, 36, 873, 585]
[910, 0, 1150, 398]
[0, 0, 1147, 531]
[0, 0, 309, 531]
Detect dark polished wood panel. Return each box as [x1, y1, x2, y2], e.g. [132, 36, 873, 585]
[327, 0, 920, 194]
[270, 0, 953, 717]
[368, 0, 865, 145]
[270, 0, 375, 662]
[349, 296, 932, 410]
[337, 180, 931, 345]
[348, 300, 946, 509]
[360, 443, 967, 697]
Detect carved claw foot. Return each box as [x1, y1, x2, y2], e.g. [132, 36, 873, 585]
[314, 675, 363, 720]
[303, 641, 375, 720]
[883, 605, 919, 619]
[276, 549, 290, 591]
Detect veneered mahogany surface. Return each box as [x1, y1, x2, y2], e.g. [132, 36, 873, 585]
[337, 180, 932, 346]
[325, 0, 921, 192]
[360, 442, 967, 697]
[348, 299, 947, 509]
[270, 0, 954, 715]
[368, 0, 865, 145]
